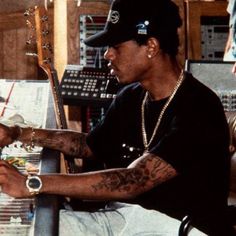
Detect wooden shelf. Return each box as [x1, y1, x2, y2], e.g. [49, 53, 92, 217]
[185, 0, 228, 59]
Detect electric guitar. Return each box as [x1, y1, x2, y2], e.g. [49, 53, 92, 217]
[25, 6, 78, 173]
[32, 6, 67, 129]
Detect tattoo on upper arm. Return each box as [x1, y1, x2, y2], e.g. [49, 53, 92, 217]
[146, 154, 177, 182]
[92, 153, 177, 194]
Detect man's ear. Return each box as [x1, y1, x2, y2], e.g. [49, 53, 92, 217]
[146, 37, 160, 58]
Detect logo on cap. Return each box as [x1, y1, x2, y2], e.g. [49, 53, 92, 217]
[136, 21, 149, 35]
[107, 10, 120, 24]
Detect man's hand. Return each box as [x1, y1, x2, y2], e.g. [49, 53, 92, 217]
[0, 160, 29, 198]
[0, 123, 21, 147]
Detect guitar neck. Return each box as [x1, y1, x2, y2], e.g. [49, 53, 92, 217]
[32, 6, 67, 130]
[48, 67, 67, 130]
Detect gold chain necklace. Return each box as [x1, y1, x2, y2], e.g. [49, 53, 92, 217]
[141, 70, 184, 152]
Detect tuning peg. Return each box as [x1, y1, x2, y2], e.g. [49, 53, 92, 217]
[26, 20, 35, 30]
[26, 33, 36, 45]
[24, 10, 30, 17]
[42, 29, 49, 36]
[42, 43, 51, 49]
[42, 43, 53, 53]
[41, 15, 49, 22]
[24, 8, 35, 17]
[43, 58, 52, 64]
[26, 35, 35, 45]
[26, 39, 32, 45]
[25, 52, 38, 57]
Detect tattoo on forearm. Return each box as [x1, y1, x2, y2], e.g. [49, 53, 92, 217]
[34, 132, 90, 157]
[69, 135, 88, 157]
[92, 154, 177, 194]
[92, 169, 147, 193]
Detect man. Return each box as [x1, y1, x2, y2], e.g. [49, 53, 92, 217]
[0, 0, 233, 235]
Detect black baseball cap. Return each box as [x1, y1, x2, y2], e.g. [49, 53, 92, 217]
[84, 0, 181, 47]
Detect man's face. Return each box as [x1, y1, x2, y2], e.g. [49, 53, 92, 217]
[104, 40, 151, 84]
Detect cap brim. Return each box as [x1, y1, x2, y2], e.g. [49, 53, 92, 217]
[83, 30, 111, 47]
[83, 28, 134, 48]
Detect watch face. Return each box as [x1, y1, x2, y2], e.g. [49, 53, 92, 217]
[28, 177, 41, 189]
[26, 176, 42, 195]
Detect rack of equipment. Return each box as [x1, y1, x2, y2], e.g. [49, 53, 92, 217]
[185, 60, 236, 111]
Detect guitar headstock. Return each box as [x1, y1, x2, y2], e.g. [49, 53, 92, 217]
[25, 6, 54, 78]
